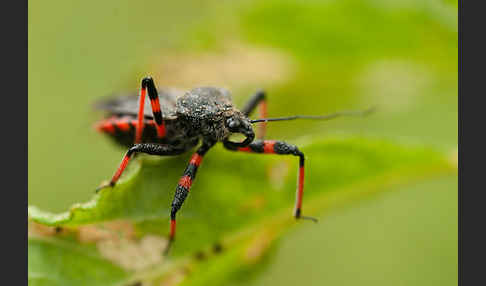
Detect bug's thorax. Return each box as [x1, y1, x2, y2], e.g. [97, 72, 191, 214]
[174, 87, 252, 142]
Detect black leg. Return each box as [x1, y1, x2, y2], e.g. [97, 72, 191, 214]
[96, 143, 187, 192]
[224, 139, 317, 222]
[135, 77, 167, 143]
[242, 90, 266, 116]
[166, 141, 215, 253]
[241, 90, 267, 139]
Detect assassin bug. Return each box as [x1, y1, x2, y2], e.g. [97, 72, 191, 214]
[95, 76, 373, 252]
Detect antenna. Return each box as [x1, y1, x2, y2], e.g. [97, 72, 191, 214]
[250, 106, 376, 124]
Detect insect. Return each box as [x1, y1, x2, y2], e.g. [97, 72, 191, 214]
[95, 76, 373, 252]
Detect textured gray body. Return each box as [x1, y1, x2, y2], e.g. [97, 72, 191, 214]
[95, 86, 240, 149]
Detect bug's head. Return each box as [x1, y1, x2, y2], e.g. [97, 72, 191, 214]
[223, 112, 255, 149]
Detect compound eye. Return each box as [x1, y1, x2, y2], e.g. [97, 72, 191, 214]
[226, 118, 240, 132]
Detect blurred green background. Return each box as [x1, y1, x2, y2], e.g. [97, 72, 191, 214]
[29, 0, 457, 285]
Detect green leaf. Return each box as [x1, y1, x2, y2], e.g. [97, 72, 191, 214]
[28, 237, 129, 286]
[28, 137, 454, 286]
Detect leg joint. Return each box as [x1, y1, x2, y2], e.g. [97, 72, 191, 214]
[255, 89, 266, 100]
[170, 207, 177, 220]
[242, 90, 267, 116]
[127, 145, 139, 156]
[298, 152, 305, 167]
[142, 76, 159, 100]
[141, 76, 153, 88]
[273, 141, 301, 155]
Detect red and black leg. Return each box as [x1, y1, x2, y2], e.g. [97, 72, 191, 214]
[166, 141, 215, 253]
[135, 77, 166, 143]
[223, 139, 317, 222]
[96, 143, 186, 192]
[241, 90, 267, 139]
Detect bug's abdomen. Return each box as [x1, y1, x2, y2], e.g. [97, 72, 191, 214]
[95, 115, 193, 148]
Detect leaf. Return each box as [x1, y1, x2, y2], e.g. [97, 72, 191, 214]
[28, 236, 129, 286]
[28, 137, 455, 286]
